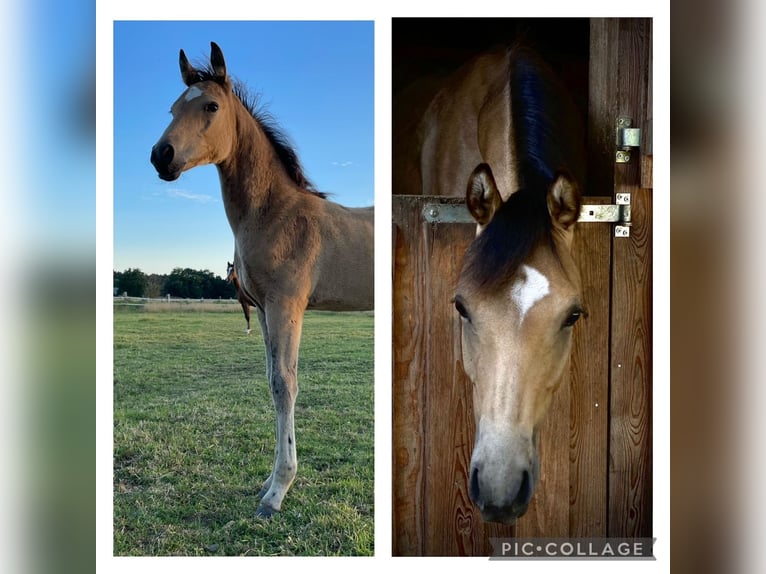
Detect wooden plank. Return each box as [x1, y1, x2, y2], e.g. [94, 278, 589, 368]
[641, 26, 653, 190]
[421, 207, 484, 555]
[569, 197, 612, 536]
[588, 19, 619, 199]
[608, 18, 653, 538]
[394, 195, 507, 556]
[641, 156, 653, 190]
[609, 184, 652, 538]
[392, 196, 428, 555]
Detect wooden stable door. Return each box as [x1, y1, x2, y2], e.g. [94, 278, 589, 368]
[392, 19, 652, 556]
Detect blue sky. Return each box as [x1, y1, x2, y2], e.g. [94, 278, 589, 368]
[114, 21, 374, 276]
[19, 0, 95, 256]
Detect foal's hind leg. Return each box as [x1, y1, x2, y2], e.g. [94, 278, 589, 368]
[255, 301, 303, 518]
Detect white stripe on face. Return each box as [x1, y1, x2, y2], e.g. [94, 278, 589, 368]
[184, 86, 203, 102]
[511, 264, 549, 324]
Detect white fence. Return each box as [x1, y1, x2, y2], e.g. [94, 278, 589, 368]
[113, 295, 241, 307]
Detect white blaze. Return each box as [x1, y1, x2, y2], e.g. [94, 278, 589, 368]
[511, 264, 549, 324]
[184, 86, 203, 102]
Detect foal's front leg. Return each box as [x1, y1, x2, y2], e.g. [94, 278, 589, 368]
[255, 301, 303, 518]
[254, 307, 274, 499]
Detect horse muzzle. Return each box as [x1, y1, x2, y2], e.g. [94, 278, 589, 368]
[150, 142, 182, 181]
[468, 430, 540, 523]
[469, 462, 535, 523]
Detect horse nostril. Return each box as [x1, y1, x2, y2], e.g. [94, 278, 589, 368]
[160, 143, 174, 163]
[516, 469, 532, 505]
[151, 143, 174, 168]
[469, 466, 481, 504]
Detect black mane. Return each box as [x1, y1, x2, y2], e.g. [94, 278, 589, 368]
[461, 181, 554, 291]
[510, 47, 585, 190]
[460, 48, 584, 291]
[191, 65, 326, 199]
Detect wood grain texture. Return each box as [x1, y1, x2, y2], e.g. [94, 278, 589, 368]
[422, 213, 485, 555]
[609, 186, 652, 537]
[392, 193, 621, 553]
[607, 18, 653, 538]
[392, 196, 521, 555]
[642, 26, 653, 190]
[641, 156, 653, 190]
[392, 197, 428, 555]
[392, 18, 652, 553]
[569, 197, 612, 536]
[588, 19, 619, 199]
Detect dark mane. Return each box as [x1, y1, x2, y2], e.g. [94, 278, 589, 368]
[192, 65, 327, 199]
[461, 184, 553, 290]
[509, 47, 585, 189]
[460, 48, 584, 291]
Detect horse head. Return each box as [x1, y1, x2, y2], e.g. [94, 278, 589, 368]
[455, 163, 584, 523]
[151, 42, 238, 181]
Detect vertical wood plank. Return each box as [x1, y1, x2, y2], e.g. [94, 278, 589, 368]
[608, 18, 653, 538]
[569, 198, 612, 536]
[609, 184, 653, 537]
[588, 19, 619, 199]
[421, 209, 484, 555]
[392, 196, 428, 555]
[641, 29, 653, 190]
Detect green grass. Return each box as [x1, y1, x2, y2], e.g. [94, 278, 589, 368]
[113, 308, 374, 556]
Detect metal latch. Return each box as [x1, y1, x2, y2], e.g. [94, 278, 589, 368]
[422, 193, 632, 237]
[422, 203, 473, 224]
[579, 193, 631, 237]
[616, 117, 641, 163]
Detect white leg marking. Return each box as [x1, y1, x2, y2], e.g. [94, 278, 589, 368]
[511, 264, 549, 324]
[184, 86, 203, 102]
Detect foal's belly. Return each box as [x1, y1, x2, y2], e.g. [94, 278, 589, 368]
[307, 278, 374, 312]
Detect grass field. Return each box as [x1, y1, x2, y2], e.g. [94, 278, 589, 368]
[113, 306, 374, 556]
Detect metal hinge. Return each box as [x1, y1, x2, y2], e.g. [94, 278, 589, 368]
[616, 117, 641, 163]
[579, 193, 631, 237]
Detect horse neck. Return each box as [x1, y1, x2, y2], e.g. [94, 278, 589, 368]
[216, 104, 291, 225]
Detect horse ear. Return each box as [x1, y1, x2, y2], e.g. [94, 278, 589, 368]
[179, 49, 197, 86]
[547, 170, 581, 231]
[466, 163, 503, 227]
[210, 42, 228, 83]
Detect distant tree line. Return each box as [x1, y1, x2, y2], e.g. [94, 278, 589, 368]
[114, 267, 237, 299]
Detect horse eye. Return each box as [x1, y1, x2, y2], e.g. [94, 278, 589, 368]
[205, 102, 219, 113]
[562, 308, 583, 328]
[454, 298, 470, 321]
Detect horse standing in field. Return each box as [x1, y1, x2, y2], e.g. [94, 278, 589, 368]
[151, 42, 374, 517]
[226, 258, 254, 334]
[396, 46, 585, 524]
